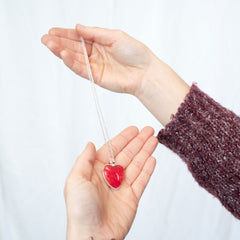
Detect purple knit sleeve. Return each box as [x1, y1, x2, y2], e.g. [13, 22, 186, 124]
[157, 82, 240, 219]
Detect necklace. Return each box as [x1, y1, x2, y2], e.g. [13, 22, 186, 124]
[81, 37, 124, 190]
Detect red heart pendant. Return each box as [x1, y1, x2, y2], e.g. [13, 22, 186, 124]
[103, 164, 124, 189]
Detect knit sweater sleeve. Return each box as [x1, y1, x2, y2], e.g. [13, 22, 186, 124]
[157, 82, 240, 219]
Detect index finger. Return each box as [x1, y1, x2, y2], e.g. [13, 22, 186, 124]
[48, 27, 81, 41]
[96, 126, 139, 163]
[46, 28, 93, 56]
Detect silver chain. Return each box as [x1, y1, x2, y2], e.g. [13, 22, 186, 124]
[81, 37, 115, 165]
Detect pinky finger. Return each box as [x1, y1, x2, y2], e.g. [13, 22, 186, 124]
[131, 156, 156, 200]
[60, 50, 88, 79]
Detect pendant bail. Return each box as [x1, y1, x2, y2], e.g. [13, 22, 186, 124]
[110, 158, 115, 165]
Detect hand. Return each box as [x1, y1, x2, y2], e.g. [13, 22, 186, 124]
[64, 126, 158, 240]
[41, 24, 158, 96]
[41, 24, 190, 126]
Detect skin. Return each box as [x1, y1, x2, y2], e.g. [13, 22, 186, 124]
[65, 126, 158, 240]
[41, 24, 191, 239]
[41, 24, 190, 126]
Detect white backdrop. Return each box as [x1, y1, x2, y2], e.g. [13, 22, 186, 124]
[0, 0, 240, 239]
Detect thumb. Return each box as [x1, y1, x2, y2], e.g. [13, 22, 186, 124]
[75, 24, 114, 45]
[70, 142, 96, 180]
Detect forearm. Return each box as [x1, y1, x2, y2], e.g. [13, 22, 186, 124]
[136, 56, 240, 218]
[156, 82, 240, 219]
[136, 56, 190, 127]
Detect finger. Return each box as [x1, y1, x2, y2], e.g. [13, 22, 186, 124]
[60, 50, 88, 79]
[115, 126, 154, 168]
[41, 34, 92, 57]
[75, 24, 115, 45]
[42, 39, 92, 79]
[60, 49, 103, 83]
[125, 136, 158, 185]
[48, 27, 80, 41]
[70, 142, 96, 180]
[41, 39, 62, 58]
[131, 156, 156, 200]
[96, 126, 139, 164]
[60, 48, 85, 64]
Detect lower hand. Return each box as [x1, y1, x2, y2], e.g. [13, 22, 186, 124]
[64, 126, 158, 240]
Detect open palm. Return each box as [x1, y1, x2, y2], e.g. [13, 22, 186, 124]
[65, 126, 158, 240]
[41, 24, 156, 96]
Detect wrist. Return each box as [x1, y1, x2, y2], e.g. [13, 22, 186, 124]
[67, 222, 93, 240]
[136, 56, 190, 126]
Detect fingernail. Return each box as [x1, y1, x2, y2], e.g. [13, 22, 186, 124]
[76, 23, 84, 30]
[48, 28, 55, 35]
[41, 35, 47, 45]
[85, 142, 90, 149]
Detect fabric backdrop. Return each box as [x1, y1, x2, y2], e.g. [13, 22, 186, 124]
[0, 0, 240, 239]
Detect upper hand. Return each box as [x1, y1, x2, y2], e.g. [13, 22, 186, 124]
[64, 126, 158, 240]
[41, 24, 157, 96]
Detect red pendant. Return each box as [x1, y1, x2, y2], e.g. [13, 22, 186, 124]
[103, 164, 124, 189]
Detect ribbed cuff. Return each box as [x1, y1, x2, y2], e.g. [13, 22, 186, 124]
[157, 82, 240, 219]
